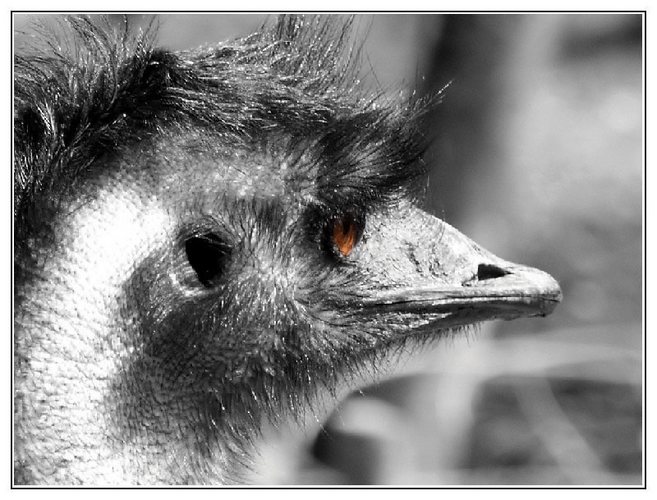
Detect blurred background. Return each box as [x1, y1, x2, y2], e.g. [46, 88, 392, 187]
[14, 13, 644, 485]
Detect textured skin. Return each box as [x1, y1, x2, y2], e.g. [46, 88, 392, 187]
[13, 16, 561, 485]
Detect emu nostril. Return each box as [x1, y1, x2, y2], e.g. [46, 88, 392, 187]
[477, 263, 510, 281]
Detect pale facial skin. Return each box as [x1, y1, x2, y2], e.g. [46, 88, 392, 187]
[13, 17, 561, 485]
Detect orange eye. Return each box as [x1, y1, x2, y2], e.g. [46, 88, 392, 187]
[332, 216, 360, 257]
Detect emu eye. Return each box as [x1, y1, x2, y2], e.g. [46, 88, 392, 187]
[185, 233, 231, 288]
[330, 214, 363, 258]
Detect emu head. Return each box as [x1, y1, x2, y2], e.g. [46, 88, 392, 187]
[13, 16, 561, 484]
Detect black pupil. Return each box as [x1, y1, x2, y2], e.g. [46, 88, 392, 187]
[185, 233, 230, 288]
[339, 219, 351, 236]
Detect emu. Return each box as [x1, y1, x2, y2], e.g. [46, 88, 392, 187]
[13, 15, 561, 485]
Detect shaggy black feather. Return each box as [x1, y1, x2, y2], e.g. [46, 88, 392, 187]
[14, 15, 443, 484]
[14, 15, 434, 242]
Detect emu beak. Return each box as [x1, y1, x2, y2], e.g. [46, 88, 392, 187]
[359, 210, 562, 329]
[364, 263, 561, 325]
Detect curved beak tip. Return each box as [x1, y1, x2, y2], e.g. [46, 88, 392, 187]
[493, 264, 562, 319]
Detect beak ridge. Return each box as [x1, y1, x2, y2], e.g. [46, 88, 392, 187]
[358, 210, 562, 325]
[363, 259, 561, 323]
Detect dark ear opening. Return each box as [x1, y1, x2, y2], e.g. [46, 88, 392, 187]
[185, 233, 231, 288]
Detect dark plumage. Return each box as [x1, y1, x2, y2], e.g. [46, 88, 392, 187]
[13, 15, 561, 485]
